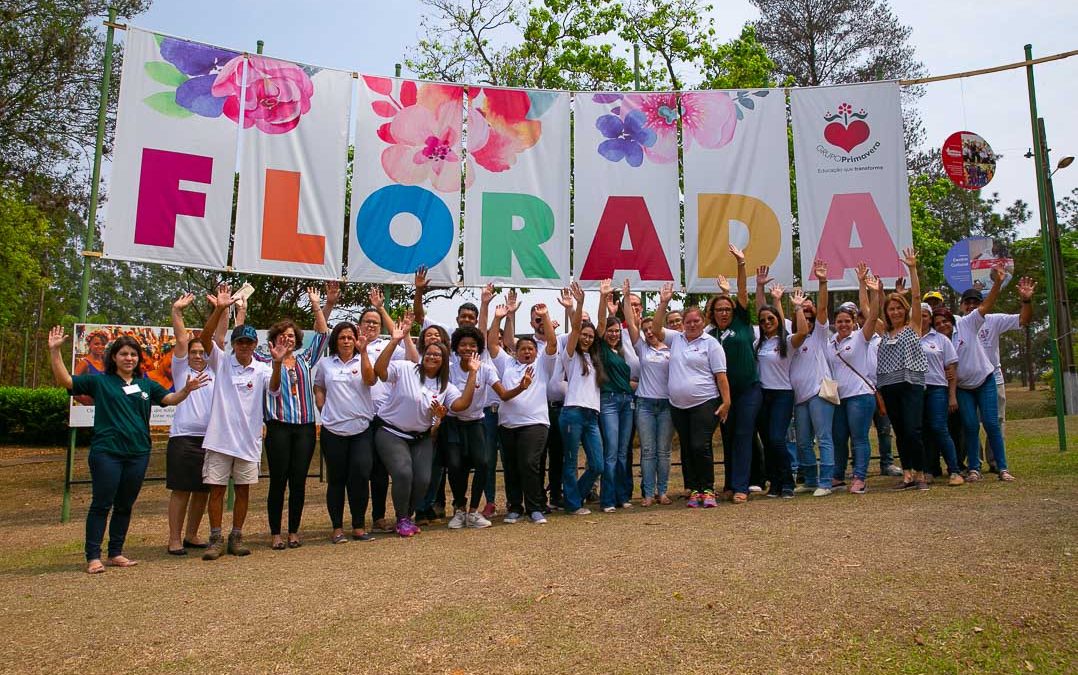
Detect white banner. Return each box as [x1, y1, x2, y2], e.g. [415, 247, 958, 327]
[232, 57, 352, 280]
[348, 77, 465, 284]
[791, 82, 912, 290]
[683, 89, 793, 292]
[462, 88, 570, 288]
[572, 93, 681, 290]
[102, 28, 241, 269]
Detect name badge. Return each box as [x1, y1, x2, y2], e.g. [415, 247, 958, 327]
[122, 384, 141, 395]
[333, 370, 351, 382]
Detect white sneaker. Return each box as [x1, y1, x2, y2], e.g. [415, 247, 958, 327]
[748, 485, 763, 493]
[503, 511, 522, 524]
[448, 510, 467, 529]
[530, 511, 548, 524]
[621, 502, 633, 508]
[812, 487, 833, 497]
[793, 486, 814, 494]
[466, 511, 492, 528]
[602, 506, 616, 513]
[570, 507, 591, 516]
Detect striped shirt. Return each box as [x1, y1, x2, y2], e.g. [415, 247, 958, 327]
[256, 331, 329, 424]
[876, 326, 926, 388]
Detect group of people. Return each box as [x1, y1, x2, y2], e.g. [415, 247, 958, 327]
[47, 245, 1036, 573]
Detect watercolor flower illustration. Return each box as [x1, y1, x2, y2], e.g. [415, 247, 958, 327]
[467, 88, 543, 173]
[596, 109, 656, 167]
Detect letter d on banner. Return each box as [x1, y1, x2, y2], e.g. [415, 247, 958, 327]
[697, 194, 781, 278]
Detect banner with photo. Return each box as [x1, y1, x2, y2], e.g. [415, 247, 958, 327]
[571, 93, 681, 290]
[231, 57, 352, 280]
[348, 77, 465, 285]
[462, 88, 570, 288]
[682, 89, 793, 292]
[791, 82, 912, 290]
[102, 28, 241, 269]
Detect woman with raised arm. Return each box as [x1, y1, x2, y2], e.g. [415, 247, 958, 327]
[595, 278, 635, 512]
[754, 282, 795, 498]
[558, 282, 607, 516]
[652, 282, 730, 508]
[261, 285, 333, 550]
[373, 316, 479, 537]
[876, 248, 930, 490]
[705, 245, 763, 504]
[827, 264, 882, 495]
[623, 279, 673, 506]
[48, 325, 209, 574]
[489, 300, 559, 524]
[788, 260, 837, 497]
[313, 321, 378, 543]
[918, 302, 963, 486]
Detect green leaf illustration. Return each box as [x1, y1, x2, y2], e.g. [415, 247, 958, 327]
[143, 91, 193, 118]
[144, 61, 188, 87]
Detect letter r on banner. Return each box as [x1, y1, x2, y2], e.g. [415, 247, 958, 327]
[815, 193, 903, 278]
[480, 193, 558, 279]
[697, 194, 781, 278]
[580, 196, 673, 280]
[134, 148, 212, 247]
[261, 169, 326, 265]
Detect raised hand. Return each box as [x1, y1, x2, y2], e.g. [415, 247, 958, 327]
[270, 337, 289, 363]
[47, 326, 67, 351]
[769, 283, 785, 301]
[519, 366, 534, 390]
[354, 334, 369, 351]
[1017, 276, 1036, 300]
[506, 288, 520, 313]
[207, 283, 234, 308]
[659, 282, 674, 305]
[894, 277, 909, 296]
[324, 280, 340, 305]
[599, 278, 613, 296]
[368, 285, 385, 308]
[728, 243, 746, 264]
[791, 288, 806, 306]
[865, 275, 881, 292]
[755, 265, 773, 287]
[461, 353, 479, 372]
[990, 260, 1006, 284]
[716, 275, 730, 294]
[235, 296, 248, 314]
[182, 372, 211, 393]
[557, 287, 574, 310]
[173, 292, 195, 310]
[812, 259, 828, 282]
[902, 247, 917, 269]
[570, 281, 584, 303]
[494, 303, 509, 320]
[534, 303, 548, 318]
[606, 295, 619, 317]
[551, 319, 560, 331]
[414, 265, 430, 294]
[402, 310, 415, 329]
[306, 286, 322, 309]
[481, 282, 495, 305]
[431, 400, 449, 420]
[855, 261, 869, 282]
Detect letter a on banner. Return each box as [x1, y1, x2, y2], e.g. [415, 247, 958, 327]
[232, 56, 351, 280]
[791, 82, 911, 289]
[103, 29, 239, 269]
[462, 87, 570, 287]
[572, 93, 679, 290]
[349, 77, 465, 284]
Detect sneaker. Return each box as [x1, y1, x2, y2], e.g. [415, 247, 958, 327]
[748, 485, 763, 494]
[396, 517, 418, 537]
[882, 464, 904, 477]
[530, 511, 548, 524]
[696, 490, 714, 507]
[812, 487, 833, 497]
[686, 491, 702, 508]
[373, 518, 395, 533]
[793, 485, 815, 495]
[466, 512, 492, 529]
[569, 507, 591, 516]
[227, 531, 251, 557]
[892, 480, 917, 491]
[999, 470, 1016, 482]
[966, 470, 982, 483]
[448, 510, 467, 529]
[503, 511, 522, 524]
[621, 502, 633, 509]
[850, 478, 866, 494]
[781, 488, 795, 499]
[602, 506, 616, 513]
[948, 473, 965, 486]
[915, 480, 930, 491]
[202, 535, 224, 561]
[481, 502, 496, 519]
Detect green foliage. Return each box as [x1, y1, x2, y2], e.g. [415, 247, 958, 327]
[907, 176, 953, 292]
[0, 386, 70, 445]
[0, 186, 55, 328]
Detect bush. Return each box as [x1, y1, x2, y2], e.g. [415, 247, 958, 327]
[0, 387, 71, 445]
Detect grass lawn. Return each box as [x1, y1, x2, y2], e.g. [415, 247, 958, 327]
[0, 414, 1074, 674]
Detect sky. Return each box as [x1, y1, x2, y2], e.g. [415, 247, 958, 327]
[128, 0, 1078, 326]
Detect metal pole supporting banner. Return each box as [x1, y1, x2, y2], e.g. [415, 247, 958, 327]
[62, 7, 118, 522]
[1024, 44, 1068, 454]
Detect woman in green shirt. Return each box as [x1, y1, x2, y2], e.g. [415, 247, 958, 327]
[48, 327, 208, 574]
[597, 279, 636, 512]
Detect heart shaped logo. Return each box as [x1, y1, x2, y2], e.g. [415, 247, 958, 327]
[824, 120, 871, 153]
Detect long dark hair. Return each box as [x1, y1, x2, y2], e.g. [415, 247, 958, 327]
[575, 320, 607, 386]
[417, 342, 450, 392]
[754, 305, 788, 359]
[328, 322, 357, 356]
[105, 336, 144, 375]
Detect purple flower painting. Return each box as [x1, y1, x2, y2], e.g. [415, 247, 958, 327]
[596, 110, 656, 167]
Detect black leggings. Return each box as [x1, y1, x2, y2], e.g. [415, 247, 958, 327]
[321, 427, 374, 530]
[500, 424, 549, 514]
[671, 398, 719, 492]
[879, 382, 927, 473]
[443, 418, 488, 510]
[545, 403, 564, 505]
[265, 421, 316, 535]
[374, 427, 433, 520]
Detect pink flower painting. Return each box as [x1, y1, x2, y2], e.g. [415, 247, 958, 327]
[467, 88, 542, 173]
[212, 55, 315, 134]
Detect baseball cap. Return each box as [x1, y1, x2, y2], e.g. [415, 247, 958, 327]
[230, 325, 258, 343]
[920, 302, 932, 313]
[922, 291, 944, 303]
[960, 288, 984, 303]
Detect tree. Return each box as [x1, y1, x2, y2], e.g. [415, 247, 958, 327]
[0, 186, 54, 327]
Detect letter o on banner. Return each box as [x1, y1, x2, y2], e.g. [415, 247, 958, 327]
[356, 184, 454, 273]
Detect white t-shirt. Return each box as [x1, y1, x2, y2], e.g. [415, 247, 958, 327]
[493, 350, 555, 428]
[752, 318, 793, 341]
[953, 312, 995, 389]
[828, 331, 875, 399]
[662, 330, 726, 409]
[201, 344, 272, 462]
[560, 349, 601, 411]
[634, 337, 671, 399]
[313, 354, 375, 436]
[756, 335, 792, 391]
[377, 360, 462, 435]
[535, 332, 569, 403]
[366, 337, 406, 409]
[448, 355, 499, 422]
[978, 313, 1021, 384]
[867, 333, 882, 386]
[919, 330, 958, 388]
[789, 321, 833, 405]
[169, 353, 215, 437]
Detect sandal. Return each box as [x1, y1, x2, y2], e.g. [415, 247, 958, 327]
[287, 539, 302, 549]
[106, 556, 138, 568]
[86, 560, 106, 574]
[999, 470, 1016, 482]
[167, 548, 188, 556]
[658, 495, 672, 505]
[271, 541, 286, 551]
[331, 533, 348, 544]
[182, 538, 208, 549]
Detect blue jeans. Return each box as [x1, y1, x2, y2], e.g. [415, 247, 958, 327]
[600, 391, 634, 507]
[635, 397, 673, 498]
[924, 385, 960, 474]
[832, 394, 876, 481]
[85, 450, 150, 561]
[482, 406, 503, 504]
[559, 406, 604, 511]
[720, 382, 763, 495]
[957, 376, 1007, 472]
[757, 389, 794, 493]
[794, 395, 836, 489]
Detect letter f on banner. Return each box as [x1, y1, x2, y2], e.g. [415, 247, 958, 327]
[134, 149, 212, 247]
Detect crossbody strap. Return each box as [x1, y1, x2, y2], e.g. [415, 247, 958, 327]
[833, 340, 877, 393]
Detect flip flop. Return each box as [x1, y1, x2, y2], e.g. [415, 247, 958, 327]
[182, 539, 208, 549]
[287, 539, 302, 549]
[167, 548, 188, 556]
[271, 541, 286, 551]
[106, 557, 138, 568]
[86, 560, 106, 574]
